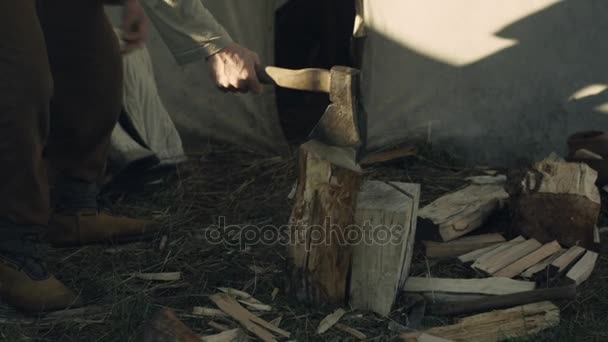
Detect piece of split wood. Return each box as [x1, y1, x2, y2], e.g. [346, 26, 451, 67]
[520, 249, 565, 279]
[269, 316, 282, 327]
[566, 250, 599, 285]
[551, 246, 586, 273]
[350, 181, 420, 316]
[334, 323, 367, 340]
[494, 241, 562, 278]
[400, 301, 559, 342]
[594, 226, 601, 244]
[218, 287, 265, 306]
[132, 272, 181, 282]
[200, 329, 243, 342]
[574, 148, 603, 160]
[424, 234, 505, 259]
[464, 236, 525, 264]
[473, 239, 542, 275]
[210, 293, 290, 342]
[418, 184, 508, 242]
[192, 307, 229, 318]
[209, 321, 231, 331]
[238, 300, 272, 312]
[403, 277, 535, 296]
[317, 308, 346, 334]
[465, 175, 507, 185]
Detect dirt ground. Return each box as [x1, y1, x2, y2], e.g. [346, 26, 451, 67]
[0, 143, 607, 341]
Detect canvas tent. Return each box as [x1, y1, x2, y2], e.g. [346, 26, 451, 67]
[108, 0, 608, 170]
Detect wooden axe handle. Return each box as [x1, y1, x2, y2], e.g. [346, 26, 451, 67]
[256, 65, 331, 93]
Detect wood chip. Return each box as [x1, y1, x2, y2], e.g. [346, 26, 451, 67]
[237, 300, 272, 312]
[159, 235, 168, 251]
[208, 321, 231, 331]
[132, 272, 181, 281]
[210, 293, 290, 342]
[271, 288, 279, 301]
[574, 148, 603, 160]
[317, 308, 346, 334]
[192, 307, 229, 318]
[334, 323, 367, 340]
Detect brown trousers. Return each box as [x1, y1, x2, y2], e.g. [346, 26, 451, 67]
[0, 1, 122, 226]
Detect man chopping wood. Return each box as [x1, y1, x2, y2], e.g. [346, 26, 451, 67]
[0, 0, 261, 312]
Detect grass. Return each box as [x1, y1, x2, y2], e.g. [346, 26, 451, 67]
[0, 143, 607, 341]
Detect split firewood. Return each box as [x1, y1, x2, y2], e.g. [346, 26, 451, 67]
[317, 308, 346, 334]
[493, 241, 562, 278]
[217, 288, 272, 312]
[401, 301, 559, 342]
[458, 236, 525, 263]
[350, 180, 420, 316]
[473, 239, 542, 275]
[288, 140, 362, 304]
[428, 281, 576, 316]
[200, 329, 246, 342]
[210, 293, 290, 342]
[424, 234, 505, 259]
[418, 184, 508, 242]
[142, 308, 202, 342]
[334, 323, 367, 340]
[520, 249, 565, 279]
[506, 158, 600, 249]
[566, 250, 599, 285]
[133, 272, 182, 282]
[403, 277, 535, 296]
[536, 246, 586, 284]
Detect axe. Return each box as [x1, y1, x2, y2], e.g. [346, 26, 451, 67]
[256, 65, 365, 152]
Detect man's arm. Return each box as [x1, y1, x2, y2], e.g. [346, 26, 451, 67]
[141, 0, 262, 93]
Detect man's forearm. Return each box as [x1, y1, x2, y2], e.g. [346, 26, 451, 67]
[140, 0, 233, 65]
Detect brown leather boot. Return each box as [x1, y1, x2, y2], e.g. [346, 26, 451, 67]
[47, 176, 161, 247]
[47, 209, 160, 247]
[0, 226, 79, 312]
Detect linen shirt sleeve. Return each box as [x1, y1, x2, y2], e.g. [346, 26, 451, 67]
[141, 0, 234, 65]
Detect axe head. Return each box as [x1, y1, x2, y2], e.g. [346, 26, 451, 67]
[309, 66, 365, 151]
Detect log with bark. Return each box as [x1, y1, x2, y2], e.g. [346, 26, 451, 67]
[287, 140, 362, 304]
[506, 158, 600, 249]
